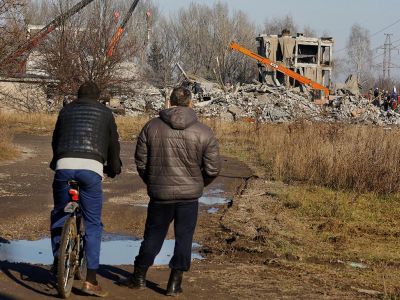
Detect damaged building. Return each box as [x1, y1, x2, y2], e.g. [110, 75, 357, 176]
[256, 30, 334, 89]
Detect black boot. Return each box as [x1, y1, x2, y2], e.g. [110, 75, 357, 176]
[166, 269, 183, 296]
[119, 266, 148, 289]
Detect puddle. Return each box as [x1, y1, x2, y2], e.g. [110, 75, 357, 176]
[348, 262, 368, 269]
[207, 207, 219, 214]
[199, 185, 232, 206]
[133, 187, 231, 207]
[0, 234, 203, 266]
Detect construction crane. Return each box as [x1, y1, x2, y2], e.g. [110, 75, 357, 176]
[0, 0, 96, 70]
[106, 0, 140, 58]
[230, 42, 330, 98]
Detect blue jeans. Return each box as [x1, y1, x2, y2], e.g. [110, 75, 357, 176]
[134, 200, 198, 271]
[51, 169, 103, 269]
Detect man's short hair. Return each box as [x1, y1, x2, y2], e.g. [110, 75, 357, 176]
[78, 81, 101, 100]
[170, 87, 192, 107]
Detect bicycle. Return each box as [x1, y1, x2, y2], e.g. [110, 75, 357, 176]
[57, 180, 87, 298]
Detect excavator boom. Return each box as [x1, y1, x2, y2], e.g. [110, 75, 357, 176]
[0, 0, 96, 69]
[106, 0, 140, 58]
[230, 42, 330, 97]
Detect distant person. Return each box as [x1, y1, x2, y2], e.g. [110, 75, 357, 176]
[50, 81, 122, 297]
[368, 88, 373, 101]
[120, 86, 220, 296]
[192, 81, 204, 99]
[385, 93, 391, 111]
[391, 87, 398, 102]
[374, 87, 379, 99]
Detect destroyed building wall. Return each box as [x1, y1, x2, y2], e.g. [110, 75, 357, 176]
[256, 31, 334, 88]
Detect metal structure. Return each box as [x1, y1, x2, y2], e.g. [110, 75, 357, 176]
[380, 33, 400, 80]
[106, 0, 140, 58]
[230, 41, 330, 97]
[0, 0, 96, 69]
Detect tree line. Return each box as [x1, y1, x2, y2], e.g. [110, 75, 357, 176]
[0, 0, 394, 96]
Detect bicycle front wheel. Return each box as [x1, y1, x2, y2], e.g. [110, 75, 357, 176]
[57, 216, 78, 298]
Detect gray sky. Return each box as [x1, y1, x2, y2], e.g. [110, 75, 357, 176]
[154, 0, 400, 74]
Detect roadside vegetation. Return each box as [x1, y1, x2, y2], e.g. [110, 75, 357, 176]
[3, 112, 400, 195]
[207, 179, 400, 298]
[0, 112, 19, 161]
[208, 119, 400, 195]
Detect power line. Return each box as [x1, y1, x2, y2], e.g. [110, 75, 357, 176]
[334, 17, 400, 54]
[372, 37, 400, 61]
[370, 18, 400, 38]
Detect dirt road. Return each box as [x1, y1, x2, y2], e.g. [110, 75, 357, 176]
[0, 135, 253, 300]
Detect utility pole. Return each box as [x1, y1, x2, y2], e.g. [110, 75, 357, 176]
[380, 33, 400, 81]
[381, 34, 390, 79]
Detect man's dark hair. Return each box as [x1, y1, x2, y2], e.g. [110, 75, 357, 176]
[170, 86, 192, 107]
[78, 81, 101, 100]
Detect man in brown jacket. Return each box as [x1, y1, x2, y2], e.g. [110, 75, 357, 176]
[121, 86, 220, 296]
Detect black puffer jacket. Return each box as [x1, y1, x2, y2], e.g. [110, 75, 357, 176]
[135, 106, 220, 201]
[50, 97, 122, 177]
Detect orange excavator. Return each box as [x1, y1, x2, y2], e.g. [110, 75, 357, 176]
[0, 0, 97, 71]
[230, 41, 330, 98]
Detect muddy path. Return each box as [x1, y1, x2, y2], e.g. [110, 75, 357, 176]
[0, 134, 253, 300]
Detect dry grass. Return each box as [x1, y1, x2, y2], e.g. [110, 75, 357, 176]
[0, 111, 56, 135]
[206, 119, 400, 194]
[3, 111, 400, 195]
[0, 111, 150, 140]
[0, 112, 19, 161]
[114, 115, 151, 141]
[209, 178, 400, 298]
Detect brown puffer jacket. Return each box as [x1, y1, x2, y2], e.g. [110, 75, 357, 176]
[135, 106, 220, 201]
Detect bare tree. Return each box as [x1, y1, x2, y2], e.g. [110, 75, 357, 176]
[0, 0, 27, 70]
[28, 0, 155, 98]
[346, 24, 373, 84]
[152, 2, 257, 84]
[263, 15, 298, 36]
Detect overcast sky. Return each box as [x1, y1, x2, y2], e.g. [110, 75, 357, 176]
[154, 0, 400, 71]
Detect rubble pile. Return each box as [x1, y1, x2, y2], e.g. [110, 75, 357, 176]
[122, 82, 165, 116]
[122, 81, 400, 125]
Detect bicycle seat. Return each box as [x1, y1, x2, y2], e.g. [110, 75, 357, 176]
[68, 180, 79, 188]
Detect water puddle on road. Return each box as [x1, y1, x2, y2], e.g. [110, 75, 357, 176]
[132, 185, 232, 209]
[199, 185, 232, 206]
[207, 207, 219, 214]
[0, 234, 203, 266]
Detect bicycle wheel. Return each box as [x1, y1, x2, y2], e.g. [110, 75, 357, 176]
[57, 216, 78, 298]
[75, 217, 87, 280]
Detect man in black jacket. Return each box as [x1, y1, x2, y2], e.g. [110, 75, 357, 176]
[121, 86, 220, 296]
[50, 81, 121, 297]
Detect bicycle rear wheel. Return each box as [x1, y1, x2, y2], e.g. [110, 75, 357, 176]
[75, 217, 87, 280]
[57, 216, 78, 298]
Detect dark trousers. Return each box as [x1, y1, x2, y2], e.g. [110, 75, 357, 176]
[51, 169, 103, 270]
[134, 200, 199, 271]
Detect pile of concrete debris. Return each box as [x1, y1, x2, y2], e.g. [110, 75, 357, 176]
[122, 81, 400, 126]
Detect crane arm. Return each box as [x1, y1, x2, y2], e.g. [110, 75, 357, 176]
[106, 0, 140, 58]
[0, 0, 96, 68]
[230, 41, 330, 97]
